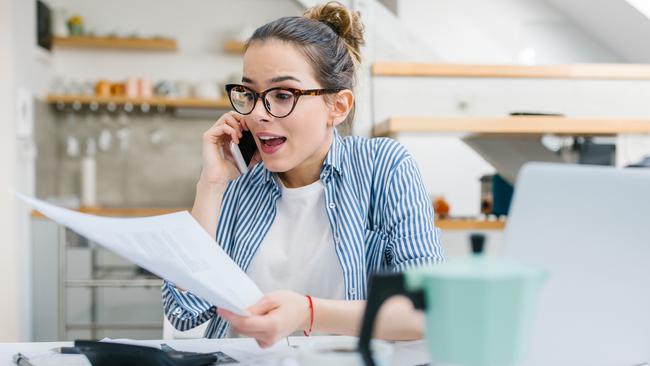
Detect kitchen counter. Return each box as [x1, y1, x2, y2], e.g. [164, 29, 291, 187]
[32, 208, 506, 230]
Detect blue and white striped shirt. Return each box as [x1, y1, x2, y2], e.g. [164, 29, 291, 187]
[162, 131, 444, 338]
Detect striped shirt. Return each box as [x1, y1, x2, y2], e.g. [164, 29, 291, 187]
[162, 130, 445, 338]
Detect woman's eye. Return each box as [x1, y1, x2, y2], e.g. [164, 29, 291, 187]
[243, 92, 255, 101]
[273, 93, 292, 102]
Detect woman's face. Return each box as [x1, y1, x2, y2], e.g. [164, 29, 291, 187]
[241, 39, 336, 174]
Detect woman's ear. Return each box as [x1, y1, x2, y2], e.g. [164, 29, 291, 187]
[329, 89, 355, 127]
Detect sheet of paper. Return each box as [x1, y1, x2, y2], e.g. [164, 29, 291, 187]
[17, 193, 262, 316]
[99, 338, 160, 349]
[18, 352, 90, 366]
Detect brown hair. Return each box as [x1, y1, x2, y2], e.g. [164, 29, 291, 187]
[245, 1, 365, 126]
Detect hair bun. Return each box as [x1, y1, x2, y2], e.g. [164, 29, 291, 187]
[304, 1, 365, 65]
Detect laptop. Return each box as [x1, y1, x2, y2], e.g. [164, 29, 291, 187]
[503, 163, 650, 365]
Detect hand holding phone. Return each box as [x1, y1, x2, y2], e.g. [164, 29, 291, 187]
[200, 112, 257, 184]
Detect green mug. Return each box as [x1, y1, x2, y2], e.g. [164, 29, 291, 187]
[359, 250, 546, 366]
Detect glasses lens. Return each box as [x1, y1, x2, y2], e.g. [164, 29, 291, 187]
[229, 86, 255, 114]
[265, 88, 296, 118]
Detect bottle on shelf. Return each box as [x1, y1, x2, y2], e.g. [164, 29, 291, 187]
[81, 138, 97, 207]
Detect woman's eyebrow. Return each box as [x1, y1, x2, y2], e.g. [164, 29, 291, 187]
[269, 75, 301, 83]
[242, 75, 301, 84]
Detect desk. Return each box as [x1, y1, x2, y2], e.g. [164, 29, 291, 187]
[0, 336, 430, 366]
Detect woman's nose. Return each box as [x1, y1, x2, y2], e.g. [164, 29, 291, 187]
[250, 96, 271, 123]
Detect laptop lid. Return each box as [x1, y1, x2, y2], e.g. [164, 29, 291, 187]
[503, 163, 650, 365]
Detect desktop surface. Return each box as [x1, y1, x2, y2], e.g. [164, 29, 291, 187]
[0, 336, 429, 366]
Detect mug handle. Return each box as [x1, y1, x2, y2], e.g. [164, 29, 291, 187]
[358, 272, 426, 366]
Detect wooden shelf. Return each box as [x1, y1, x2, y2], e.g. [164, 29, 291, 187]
[46, 94, 231, 109]
[32, 207, 184, 219]
[374, 116, 650, 137]
[53, 36, 177, 51]
[33, 207, 504, 230]
[437, 219, 506, 230]
[372, 62, 650, 80]
[224, 40, 246, 54]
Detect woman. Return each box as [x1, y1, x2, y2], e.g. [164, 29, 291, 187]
[163, 1, 444, 347]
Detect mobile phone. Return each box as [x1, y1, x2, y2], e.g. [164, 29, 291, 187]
[229, 130, 257, 174]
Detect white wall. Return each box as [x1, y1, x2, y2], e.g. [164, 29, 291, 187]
[546, 0, 650, 63]
[0, 0, 51, 342]
[0, 0, 20, 342]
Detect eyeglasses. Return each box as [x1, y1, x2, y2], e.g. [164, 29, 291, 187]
[225, 84, 342, 118]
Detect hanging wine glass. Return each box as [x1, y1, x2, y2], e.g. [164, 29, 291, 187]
[80, 102, 97, 140]
[115, 103, 132, 153]
[64, 102, 81, 157]
[149, 104, 168, 147]
[97, 103, 113, 152]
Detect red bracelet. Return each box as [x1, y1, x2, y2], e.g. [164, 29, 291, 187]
[303, 295, 314, 336]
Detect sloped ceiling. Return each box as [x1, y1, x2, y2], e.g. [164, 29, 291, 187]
[545, 0, 650, 62]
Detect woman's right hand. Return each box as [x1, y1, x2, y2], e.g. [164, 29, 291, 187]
[199, 111, 249, 184]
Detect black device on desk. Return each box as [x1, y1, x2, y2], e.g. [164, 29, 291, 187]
[12, 342, 238, 366]
[73, 340, 221, 366]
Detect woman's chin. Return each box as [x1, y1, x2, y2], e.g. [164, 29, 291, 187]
[261, 158, 293, 173]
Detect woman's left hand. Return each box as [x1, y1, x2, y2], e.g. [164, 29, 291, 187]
[217, 290, 311, 348]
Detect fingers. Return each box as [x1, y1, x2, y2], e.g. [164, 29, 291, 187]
[225, 317, 282, 347]
[222, 114, 244, 140]
[217, 308, 271, 333]
[203, 111, 247, 145]
[219, 123, 240, 144]
[248, 296, 276, 316]
[239, 117, 250, 132]
[217, 296, 284, 347]
[223, 111, 249, 134]
[215, 293, 294, 349]
[255, 338, 277, 349]
[203, 120, 238, 145]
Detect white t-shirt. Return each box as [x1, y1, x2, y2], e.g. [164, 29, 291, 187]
[246, 176, 346, 300]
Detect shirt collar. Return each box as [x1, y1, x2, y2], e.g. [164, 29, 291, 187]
[250, 161, 276, 190]
[320, 128, 344, 182]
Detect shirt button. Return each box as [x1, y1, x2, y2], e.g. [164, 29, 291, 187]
[349, 288, 357, 296]
[323, 170, 329, 177]
[335, 237, 342, 244]
[329, 202, 336, 209]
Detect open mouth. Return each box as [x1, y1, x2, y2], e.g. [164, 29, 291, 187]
[258, 134, 287, 154]
[259, 136, 287, 147]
